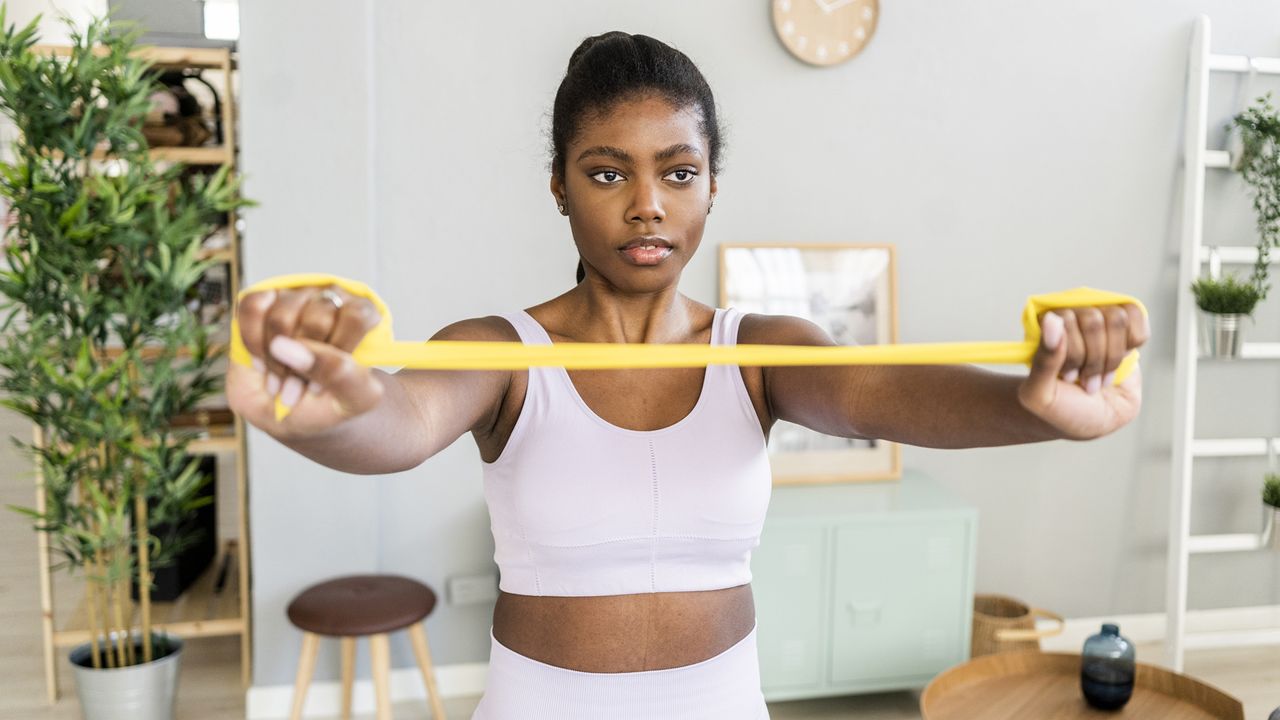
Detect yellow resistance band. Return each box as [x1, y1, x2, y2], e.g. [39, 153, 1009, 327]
[229, 273, 1145, 421]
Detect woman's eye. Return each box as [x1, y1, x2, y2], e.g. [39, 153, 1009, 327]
[667, 169, 697, 183]
[590, 170, 624, 184]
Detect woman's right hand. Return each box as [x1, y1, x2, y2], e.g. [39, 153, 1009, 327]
[226, 284, 386, 439]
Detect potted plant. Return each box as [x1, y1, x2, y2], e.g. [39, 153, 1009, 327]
[1264, 473, 1280, 551]
[0, 7, 250, 718]
[1190, 273, 1262, 358]
[1229, 92, 1280, 300]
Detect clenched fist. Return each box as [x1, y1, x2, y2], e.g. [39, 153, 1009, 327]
[226, 285, 386, 439]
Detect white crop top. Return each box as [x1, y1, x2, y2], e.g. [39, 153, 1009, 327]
[480, 306, 773, 597]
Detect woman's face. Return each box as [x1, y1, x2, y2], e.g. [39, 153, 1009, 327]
[552, 94, 716, 295]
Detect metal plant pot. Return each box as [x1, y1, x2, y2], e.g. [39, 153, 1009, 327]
[1264, 503, 1280, 551]
[69, 631, 183, 720]
[1199, 312, 1245, 358]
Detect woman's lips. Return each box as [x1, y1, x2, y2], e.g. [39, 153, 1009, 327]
[620, 245, 674, 265]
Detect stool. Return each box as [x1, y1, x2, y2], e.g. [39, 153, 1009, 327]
[286, 574, 447, 720]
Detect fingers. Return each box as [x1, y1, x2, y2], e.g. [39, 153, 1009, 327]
[1052, 303, 1149, 394]
[1101, 306, 1129, 387]
[288, 288, 346, 401]
[236, 289, 277, 365]
[326, 293, 382, 353]
[260, 288, 316, 395]
[1059, 309, 1085, 384]
[1124, 302, 1150, 349]
[267, 335, 385, 416]
[1021, 311, 1068, 411]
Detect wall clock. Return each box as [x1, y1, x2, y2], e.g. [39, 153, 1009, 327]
[771, 0, 880, 67]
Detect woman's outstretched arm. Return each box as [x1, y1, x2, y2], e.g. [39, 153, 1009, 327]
[745, 305, 1147, 449]
[228, 284, 512, 474]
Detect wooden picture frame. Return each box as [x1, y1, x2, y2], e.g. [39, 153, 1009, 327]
[718, 243, 902, 485]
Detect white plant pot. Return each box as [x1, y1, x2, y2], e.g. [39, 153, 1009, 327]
[69, 631, 183, 720]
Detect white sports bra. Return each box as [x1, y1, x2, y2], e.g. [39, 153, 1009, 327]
[480, 306, 772, 597]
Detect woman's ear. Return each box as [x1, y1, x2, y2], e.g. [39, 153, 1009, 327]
[550, 174, 566, 206]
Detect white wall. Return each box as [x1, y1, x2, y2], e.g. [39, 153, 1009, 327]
[237, 0, 1280, 687]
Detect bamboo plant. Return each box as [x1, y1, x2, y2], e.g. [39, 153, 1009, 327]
[0, 7, 252, 668]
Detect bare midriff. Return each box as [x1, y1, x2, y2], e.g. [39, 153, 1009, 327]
[491, 583, 756, 673]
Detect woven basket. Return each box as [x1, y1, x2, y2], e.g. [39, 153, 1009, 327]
[971, 594, 1064, 657]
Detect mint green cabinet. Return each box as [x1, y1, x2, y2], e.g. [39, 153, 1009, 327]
[752, 525, 828, 691]
[751, 470, 977, 701]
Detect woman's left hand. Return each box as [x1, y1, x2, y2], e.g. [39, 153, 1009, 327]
[1017, 304, 1150, 441]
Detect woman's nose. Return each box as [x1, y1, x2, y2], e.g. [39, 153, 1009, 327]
[627, 180, 665, 224]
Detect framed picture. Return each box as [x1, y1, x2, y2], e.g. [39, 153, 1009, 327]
[718, 243, 901, 485]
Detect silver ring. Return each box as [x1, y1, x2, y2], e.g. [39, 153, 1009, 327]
[319, 288, 344, 310]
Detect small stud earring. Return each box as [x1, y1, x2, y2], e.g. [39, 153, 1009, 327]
[557, 201, 567, 215]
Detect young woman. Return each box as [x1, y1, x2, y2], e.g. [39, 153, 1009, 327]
[227, 32, 1147, 720]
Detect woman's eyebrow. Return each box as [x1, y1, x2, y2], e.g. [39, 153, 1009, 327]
[577, 143, 703, 163]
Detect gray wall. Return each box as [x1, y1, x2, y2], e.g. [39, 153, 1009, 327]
[238, 0, 1280, 686]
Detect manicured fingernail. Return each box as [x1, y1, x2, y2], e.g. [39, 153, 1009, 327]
[251, 357, 265, 373]
[280, 376, 304, 408]
[267, 372, 281, 395]
[1086, 375, 1101, 395]
[270, 335, 315, 372]
[1104, 370, 1116, 387]
[1042, 313, 1064, 350]
[1063, 369, 1079, 383]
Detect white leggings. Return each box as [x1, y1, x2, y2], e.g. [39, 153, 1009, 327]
[471, 622, 770, 719]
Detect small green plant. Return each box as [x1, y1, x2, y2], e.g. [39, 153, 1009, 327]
[1264, 473, 1280, 509]
[1229, 93, 1280, 300]
[1190, 273, 1263, 315]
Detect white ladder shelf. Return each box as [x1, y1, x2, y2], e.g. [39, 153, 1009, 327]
[1165, 14, 1280, 671]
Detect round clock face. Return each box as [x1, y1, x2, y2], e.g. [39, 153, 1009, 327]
[771, 0, 880, 67]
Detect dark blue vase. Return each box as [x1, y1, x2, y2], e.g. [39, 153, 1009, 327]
[1081, 623, 1135, 710]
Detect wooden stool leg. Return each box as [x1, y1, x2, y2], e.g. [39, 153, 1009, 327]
[340, 636, 356, 720]
[369, 633, 393, 720]
[289, 632, 321, 720]
[408, 621, 448, 720]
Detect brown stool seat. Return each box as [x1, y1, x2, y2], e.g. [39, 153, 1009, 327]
[287, 574, 437, 637]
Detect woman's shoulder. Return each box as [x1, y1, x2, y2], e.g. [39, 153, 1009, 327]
[734, 310, 838, 347]
[428, 314, 522, 342]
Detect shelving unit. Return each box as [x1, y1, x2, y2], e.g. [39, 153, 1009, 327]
[26, 44, 252, 702]
[1164, 15, 1280, 671]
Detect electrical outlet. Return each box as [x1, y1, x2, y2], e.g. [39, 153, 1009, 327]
[447, 572, 499, 605]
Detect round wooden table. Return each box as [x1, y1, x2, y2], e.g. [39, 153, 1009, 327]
[921, 652, 1243, 719]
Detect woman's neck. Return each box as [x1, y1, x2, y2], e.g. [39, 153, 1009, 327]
[556, 281, 695, 344]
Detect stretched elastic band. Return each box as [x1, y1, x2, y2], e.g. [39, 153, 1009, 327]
[229, 274, 1145, 421]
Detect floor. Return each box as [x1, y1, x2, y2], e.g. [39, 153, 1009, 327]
[2, 405, 1277, 719]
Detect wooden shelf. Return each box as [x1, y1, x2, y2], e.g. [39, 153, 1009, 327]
[29, 42, 251, 701]
[187, 423, 239, 455]
[53, 540, 243, 649]
[97, 342, 229, 361]
[31, 44, 235, 70]
[148, 146, 233, 165]
[48, 145, 233, 166]
[198, 246, 234, 263]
